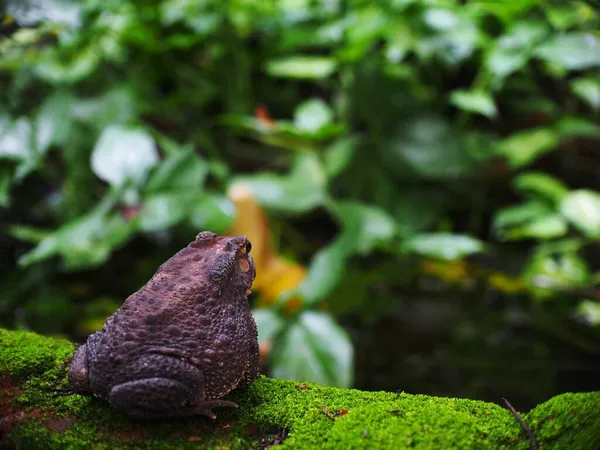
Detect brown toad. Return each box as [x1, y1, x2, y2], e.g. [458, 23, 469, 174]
[68, 231, 259, 420]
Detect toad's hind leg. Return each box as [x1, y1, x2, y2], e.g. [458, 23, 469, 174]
[108, 378, 238, 420]
[109, 377, 192, 419]
[108, 377, 238, 420]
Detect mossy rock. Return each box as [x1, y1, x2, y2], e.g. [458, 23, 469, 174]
[1, 328, 599, 449]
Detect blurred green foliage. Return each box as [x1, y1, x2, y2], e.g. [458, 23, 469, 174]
[1, 0, 600, 401]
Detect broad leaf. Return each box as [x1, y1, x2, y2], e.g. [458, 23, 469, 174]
[329, 201, 397, 254]
[324, 137, 357, 179]
[496, 128, 558, 168]
[298, 239, 348, 305]
[36, 46, 101, 85]
[35, 90, 72, 154]
[494, 202, 552, 230]
[189, 194, 236, 233]
[298, 200, 396, 304]
[18, 197, 135, 269]
[265, 56, 337, 79]
[525, 250, 589, 299]
[513, 172, 569, 204]
[145, 149, 207, 194]
[138, 192, 198, 232]
[485, 22, 548, 81]
[450, 89, 497, 118]
[294, 99, 334, 133]
[91, 125, 159, 187]
[271, 311, 353, 388]
[252, 308, 286, 346]
[570, 77, 600, 111]
[499, 213, 568, 241]
[535, 33, 600, 70]
[230, 152, 326, 214]
[560, 190, 600, 238]
[403, 233, 485, 260]
[555, 117, 600, 139]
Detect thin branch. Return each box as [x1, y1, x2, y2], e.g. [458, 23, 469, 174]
[503, 397, 537, 450]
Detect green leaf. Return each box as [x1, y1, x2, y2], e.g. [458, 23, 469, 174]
[145, 149, 207, 194]
[402, 233, 485, 260]
[525, 250, 589, 299]
[252, 308, 286, 346]
[271, 311, 353, 388]
[500, 213, 568, 241]
[293, 99, 334, 133]
[494, 201, 568, 240]
[555, 117, 600, 139]
[18, 197, 135, 269]
[298, 200, 396, 304]
[494, 202, 552, 230]
[188, 194, 236, 233]
[230, 152, 326, 214]
[0, 169, 11, 207]
[324, 137, 357, 179]
[450, 90, 497, 118]
[385, 115, 475, 179]
[577, 300, 600, 326]
[265, 56, 337, 79]
[330, 201, 397, 254]
[560, 190, 600, 238]
[545, 2, 596, 30]
[91, 125, 159, 187]
[35, 90, 72, 154]
[0, 117, 32, 160]
[36, 46, 101, 84]
[534, 33, 600, 70]
[513, 172, 569, 204]
[8, 225, 51, 243]
[72, 86, 137, 129]
[496, 128, 558, 168]
[485, 22, 548, 81]
[570, 77, 600, 111]
[0, 117, 39, 180]
[138, 192, 197, 232]
[298, 240, 348, 305]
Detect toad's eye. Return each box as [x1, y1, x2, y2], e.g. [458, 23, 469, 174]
[245, 242, 252, 254]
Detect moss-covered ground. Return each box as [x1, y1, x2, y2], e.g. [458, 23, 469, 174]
[1, 328, 599, 449]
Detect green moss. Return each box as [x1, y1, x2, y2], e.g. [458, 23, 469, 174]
[0, 328, 74, 378]
[524, 391, 600, 450]
[2, 328, 599, 449]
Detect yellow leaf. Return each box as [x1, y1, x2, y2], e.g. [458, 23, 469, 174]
[227, 184, 306, 303]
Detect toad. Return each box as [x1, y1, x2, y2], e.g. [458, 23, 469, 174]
[68, 231, 260, 420]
